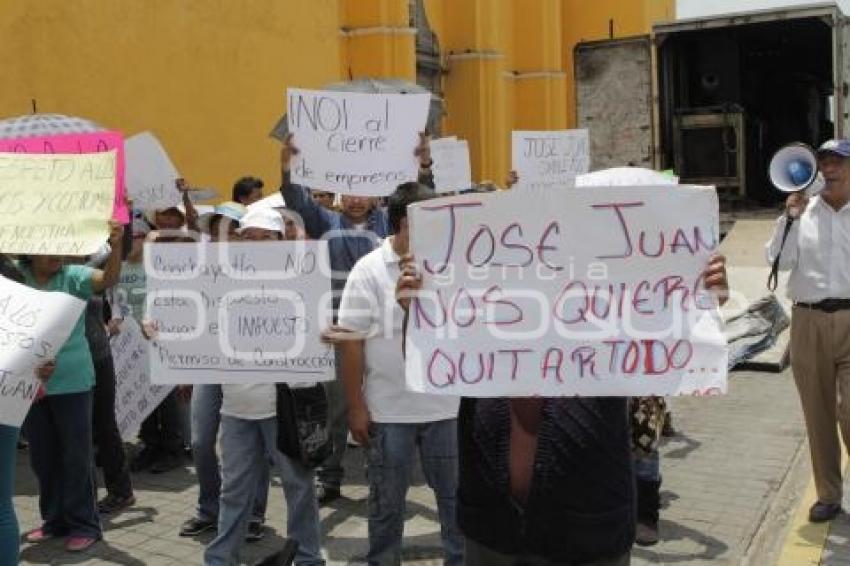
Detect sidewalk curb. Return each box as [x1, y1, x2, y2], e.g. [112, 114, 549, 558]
[741, 434, 812, 565]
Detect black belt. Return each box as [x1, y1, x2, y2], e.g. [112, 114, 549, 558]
[795, 299, 850, 313]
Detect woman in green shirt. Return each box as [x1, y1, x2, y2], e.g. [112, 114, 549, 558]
[19, 222, 124, 554]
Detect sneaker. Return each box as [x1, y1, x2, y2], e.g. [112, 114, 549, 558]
[130, 446, 159, 472]
[97, 493, 136, 515]
[23, 527, 54, 544]
[316, 484, 341, 505]
[246, 520, 265, 543]
[635, 521, 660, 546]
[65, 536, 99, 553]
[179, 517, 217, 537]
[809, 501, 842, 523]
[150, 453, 182, 474]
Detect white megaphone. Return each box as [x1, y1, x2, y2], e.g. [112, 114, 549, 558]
[768, 142, 825, 195]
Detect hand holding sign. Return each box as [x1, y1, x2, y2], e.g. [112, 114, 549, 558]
[286, 89, 430, 196]
[404, 186, 729, 398]
[0, 275, 86, 427]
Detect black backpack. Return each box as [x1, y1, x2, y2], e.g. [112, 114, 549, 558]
[275, 383, 333, 468]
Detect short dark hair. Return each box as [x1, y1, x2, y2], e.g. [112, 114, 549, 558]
[387, 182, 437, 234]
[232, 176, 264, 203]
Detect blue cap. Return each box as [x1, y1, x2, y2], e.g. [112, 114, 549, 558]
[817, 139, 850, 157]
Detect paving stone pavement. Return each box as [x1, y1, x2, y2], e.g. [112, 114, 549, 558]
[13, 369, 805, 565]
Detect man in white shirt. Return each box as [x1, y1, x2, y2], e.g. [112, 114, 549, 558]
[336, 182, 463, 565]
[766, 138, 850, 523]
[204, 208, 323, 566]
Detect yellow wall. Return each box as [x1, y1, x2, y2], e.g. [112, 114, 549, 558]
[0, 0, 674, 195]
[340, 0, 416, 81]
[0, 0, 342, 201]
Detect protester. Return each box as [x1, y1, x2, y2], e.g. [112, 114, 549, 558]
[396, 245, 729, 566]
[0, 257, 31, 565]
[310, 190, 336, 211]
[279, 132, 433, 504]
[631, 396, 666, 546]
[232, 176, 264, 206]
[180, 202, 273, 543]
[766, 138, 850, 523]
[87, 293, 136, 515]
[204, 207, 323, 566]
[335, 182, 463, 565]
[121, 211, 186, 474]
[20, 221, 124, 553]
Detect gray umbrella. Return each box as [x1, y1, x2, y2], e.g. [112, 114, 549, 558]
[0, 113, 105, 140]
[270, 78, 443, 140]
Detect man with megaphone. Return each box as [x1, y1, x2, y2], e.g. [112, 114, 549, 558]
[766, 138, 850, 523]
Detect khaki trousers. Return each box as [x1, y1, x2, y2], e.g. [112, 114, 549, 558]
[791, 306, 850, 505]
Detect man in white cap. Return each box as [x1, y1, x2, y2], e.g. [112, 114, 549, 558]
[767, 138, 850, 523]
[204, 206, 323, 565]
[179, 202, 273, 543]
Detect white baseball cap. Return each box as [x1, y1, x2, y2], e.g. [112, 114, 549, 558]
[238, 207, 284, 234]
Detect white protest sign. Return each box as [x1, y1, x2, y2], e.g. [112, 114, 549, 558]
[512, 129, 590, 190]
[0, 275, 86, 427]
[125, 132, 181, 210]
[146, 240, 335, 384]
[406, 186, 728, 397]
[110, 316, 173, 440]
[431, 138, 472, 193]
[0, 151, 115, 255]
[287, 88, 431, 196]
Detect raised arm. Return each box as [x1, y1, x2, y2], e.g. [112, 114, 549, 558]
[91, 221, 124, 293]
[279, 134, 335, 239]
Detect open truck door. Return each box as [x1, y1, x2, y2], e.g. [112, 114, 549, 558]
[575, 36, 655, 171]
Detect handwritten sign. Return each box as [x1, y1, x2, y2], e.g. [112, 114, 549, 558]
[512, 129, 590, 190]
[110, 316, 173, 440]
[431, 138, 472, 193]
[0, 275, 86, 427]
[125, 132, 181, 210]
[287, 88, 430, 196]
[405, 186, 728, 397]
[0, 131, 129, 223]
[0, 152, 116, 255]
[146, 240, 335, 384]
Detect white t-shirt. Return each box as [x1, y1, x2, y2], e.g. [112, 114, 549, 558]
[221, 384, 276, 420]
[338, 238, 459, 423]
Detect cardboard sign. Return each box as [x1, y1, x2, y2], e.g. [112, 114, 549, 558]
[0, 152, 116, 255]
[431, 138, 472, 193]
[111, 316, 173, 440]
[146, 240, 335, 384]
[405, 186, 728, 397]
[512, 129, 590, 190]
[125, 132, 181, 210]
[0, 131, 129, 222]
[287, 88, 430, 196]
[0, 275, 86, 427]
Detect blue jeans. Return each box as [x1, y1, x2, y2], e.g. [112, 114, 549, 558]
[316, 366, 347, 489]
[204, 416, 323, 566]
[367, 420, 463, 566]
[634, 450, 660, 482]
[0, 425, 19, 566]
[23, 391, 101, 539]
[191, 385, 269, 522]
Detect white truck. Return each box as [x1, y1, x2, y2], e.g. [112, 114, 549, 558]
[575, 2, 850, 203]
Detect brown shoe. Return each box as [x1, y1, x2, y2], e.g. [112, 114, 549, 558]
[809, 502, 841, 523]
[635, 521, 659, 546]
